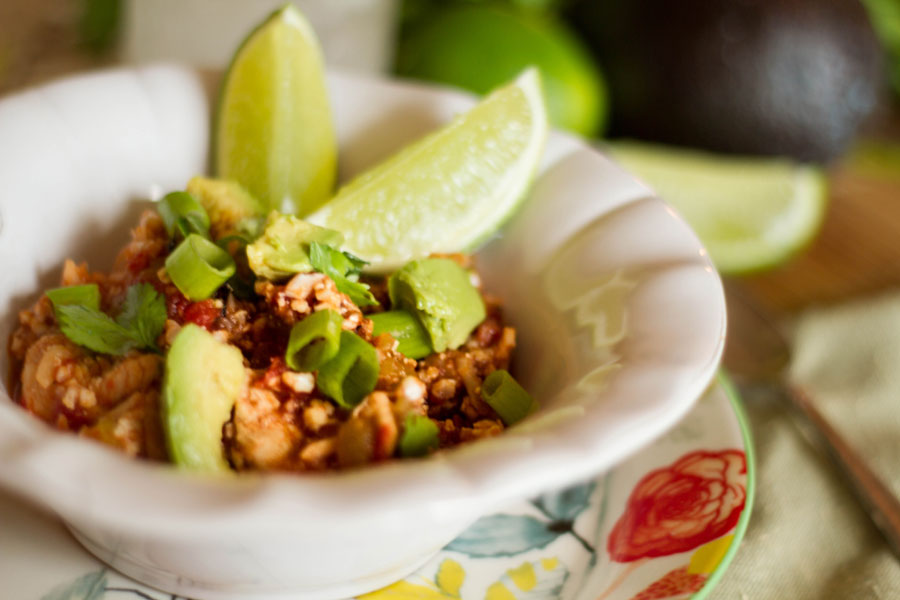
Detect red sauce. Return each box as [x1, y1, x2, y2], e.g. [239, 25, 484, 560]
[184, 300, 220, 330]
[165, 288, 190, 320]
[259, 357, 288, 391]
[127, 251, 151, 275]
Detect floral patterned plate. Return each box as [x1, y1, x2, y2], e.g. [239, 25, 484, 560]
[1, 374, 752, 600]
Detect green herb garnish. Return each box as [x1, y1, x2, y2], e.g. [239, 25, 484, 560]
[157, 191, 211, 240]
[165, 234, 236, 301]
[53, 283, 166, 356]
[309, 242, 377, 307]
[398, 414, 439, 457]
[316, 330, 379, 409]
[481, 369, 537, 426]
[285, 309, 343, 372]
[46, 284, 101, 311]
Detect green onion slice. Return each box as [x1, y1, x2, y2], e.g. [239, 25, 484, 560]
[317, 331, 379, 409]
[158, 191, 210, 239]
[369, 310, 432, 359]
[285, 309, 343, 372]
[165, 234, 235, 301]
[47, 284, 101, 311]
[481, 369, 537, 426]
[398, 414, 439, 457]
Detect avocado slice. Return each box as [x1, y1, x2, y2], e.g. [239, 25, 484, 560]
[246, 213, 344, 281]
[186, 176, 264, 239]
[388, 258, 486, 352]
[162, 324, 247, 472]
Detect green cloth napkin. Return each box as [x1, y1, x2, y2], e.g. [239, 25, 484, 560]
[716, 292, 900, 598]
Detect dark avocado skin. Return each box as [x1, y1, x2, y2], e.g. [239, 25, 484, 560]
[568, 0, 885, 161]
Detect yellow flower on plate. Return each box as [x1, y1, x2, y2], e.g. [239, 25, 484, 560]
[688, 535, 735, 575]
[359, 559, 466, 600]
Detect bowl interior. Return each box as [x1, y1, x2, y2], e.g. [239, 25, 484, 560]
[0, 66, 725, 532]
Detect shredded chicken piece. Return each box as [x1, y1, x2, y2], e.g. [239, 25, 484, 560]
[228, 387, 303, 471]
[393, 376, 427, 420]
[259, 272, 364, 330]
[337, 391, 398, 468]
[300, 437, 337, 469]
[90, 353, 161, 407]
[81, 390, 167, 459]
[302, 399, 335, 433]
[282, 371, 315, 394]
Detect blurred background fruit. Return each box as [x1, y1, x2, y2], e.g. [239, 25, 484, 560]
[862, 0, 900, 98]
[2, 0, 899, 294]
[396, 3, 608, 137]
[565, 0, 886, 162]
[607, 141, 827, 275]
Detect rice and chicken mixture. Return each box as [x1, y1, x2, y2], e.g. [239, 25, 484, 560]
[7, 210, 517, 471]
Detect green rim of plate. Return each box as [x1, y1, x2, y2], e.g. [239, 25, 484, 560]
[691, 371, 757, 600]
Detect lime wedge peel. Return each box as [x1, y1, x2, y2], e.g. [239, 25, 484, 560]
[216, 4, 337, 216]
[607, 141, 828, 275]
[308, 68, 548, 272]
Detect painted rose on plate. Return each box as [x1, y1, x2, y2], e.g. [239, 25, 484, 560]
[608, 449, 747, 562]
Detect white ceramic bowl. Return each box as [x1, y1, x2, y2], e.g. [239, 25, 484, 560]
[0, 66, 725, 600]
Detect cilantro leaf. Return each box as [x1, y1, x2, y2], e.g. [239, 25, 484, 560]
[46, 284, 101, 311]
[116, 283, 167, 349]
[339, 250, 368, 278]
[309, 242, 378, 307]
[54, 283, 167, 356]
[56, 304, 143, 355]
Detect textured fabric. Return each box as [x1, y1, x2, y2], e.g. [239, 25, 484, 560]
[716, 291, 900, 598]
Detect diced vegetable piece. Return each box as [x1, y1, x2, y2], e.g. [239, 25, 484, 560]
[398, 414, 439, 457]
[317, 331, 379, 409]
[165, 234, 236, 301]
[481, 369, 537, 425]
[46, 284, 100, 311]
[157, 191, 211, 239]
[246, 214, 343, 281]
[309, 242, 377, 307]
[388, 258, 486, 352]
[369, 310, 432, 359]
[285, 309, 343, 371]
[186, 176, 264, 239]
[163, 324, 247, 472]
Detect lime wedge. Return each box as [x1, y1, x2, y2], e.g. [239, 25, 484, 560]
[607, 141, 828, 274]
[216, 5, 336, 216]
[308, 69, 548, 271]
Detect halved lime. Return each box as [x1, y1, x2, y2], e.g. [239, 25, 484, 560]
[216, 4, 336, 216]
[308, 68, 548, 272]
[608, 141, 828, 274]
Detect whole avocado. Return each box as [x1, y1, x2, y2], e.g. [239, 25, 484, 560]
[568, 0, 885, 161]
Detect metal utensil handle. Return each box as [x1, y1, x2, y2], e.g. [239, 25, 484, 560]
[789, 384, 900, 558]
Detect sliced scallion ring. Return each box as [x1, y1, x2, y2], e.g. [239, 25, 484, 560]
[158, 191, 210, 239]
[481, 369, 537, 426]
[369, 310, 432, 359]
[46, 284, 101, 311]
[285, 309, 343, 372]
[317, 331, 379, 409]
[398, 413, 439, 457]
[165, 234, 235, 301]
